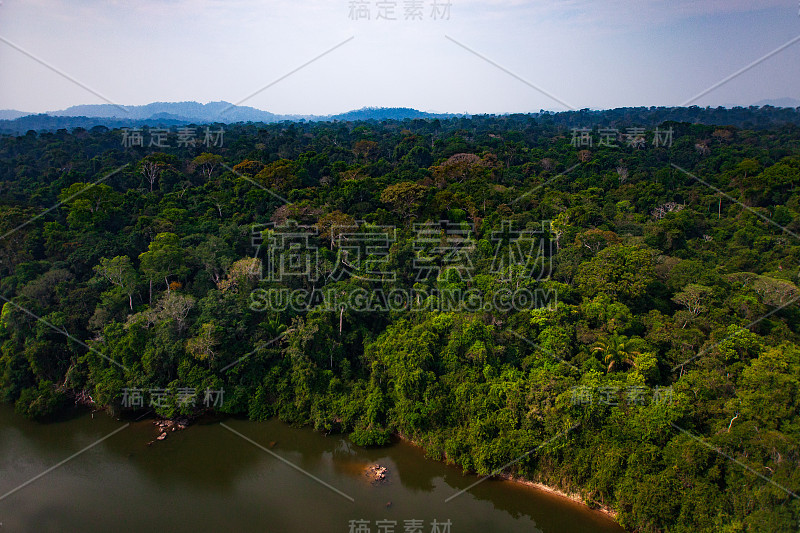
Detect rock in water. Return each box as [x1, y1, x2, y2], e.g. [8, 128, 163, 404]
[366, 464, 389, 484]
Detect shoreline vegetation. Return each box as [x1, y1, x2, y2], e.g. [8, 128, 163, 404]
[507, 478, 617, 519]
[496, 475, 616, 519]
[392, 431, 619, 521]
[2, 111, 799, 532]
[137, 412, 622, 524]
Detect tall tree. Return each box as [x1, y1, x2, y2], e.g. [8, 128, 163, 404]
[138, 233, 188, 299]
[94, 256, 139, 309]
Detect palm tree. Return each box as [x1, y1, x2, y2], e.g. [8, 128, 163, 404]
[591, 333, 640, 373]
[261, 315, 288, 339]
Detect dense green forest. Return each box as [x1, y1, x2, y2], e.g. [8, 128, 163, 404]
[1, 111, 799, 532]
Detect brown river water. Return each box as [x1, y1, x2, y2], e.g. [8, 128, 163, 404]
[0, 405, 625, 532]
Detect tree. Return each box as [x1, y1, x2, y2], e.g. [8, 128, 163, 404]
[157, 291, 195, 333]
[550, 212, 573, 252]
[576, 228, 621, 254]
[254, 159, 300, 192]
[130, 290, 195, 334]
[380, 181, 426, 221]
[142, 160, 161, 192]
[316, 211, 356, 248]
[186, 322, 218, 362]
[353, 140, 379, 161]
[752, 276, 799, 307]
[94, 256, 138, 309]
[217, 257, 262, 293]
[231, 159, 264, 176]
[191, 153, 223, 179]
[138, 232, 188, 299]
[15, 380, 66, 420]
[0, 206, 39, 276]
[576, 244, 655, 301]
[58, 182, 117, 215]
[58, 182, 118, 229]
[193, 236, 234, 285]
[591, 333, 641, 372]
[430, 153, 486, 187]
[672, 284, 713, 317]
[139, 153, 176, 192]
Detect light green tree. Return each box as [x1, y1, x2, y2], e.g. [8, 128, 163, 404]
[94, 255, 139, 309]
[138, 232, 188, 299]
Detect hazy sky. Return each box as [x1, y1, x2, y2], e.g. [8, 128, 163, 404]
[1, 0, 799, 115]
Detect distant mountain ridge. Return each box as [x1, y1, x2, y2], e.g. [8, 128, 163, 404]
[325, 107, 455, 122]
[752, 97, 800, 108]
[0, 110, 31, 121]
[0, 102, 460, 133]
[3, 101, 800, 134]
[49, 101, 283, 123]
[47, 102, 457, 123]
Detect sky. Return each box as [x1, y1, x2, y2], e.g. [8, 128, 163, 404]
[0, 0, 799, 115]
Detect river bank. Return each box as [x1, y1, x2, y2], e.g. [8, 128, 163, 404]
[141, 414, 622, 526]
[1, 404, 625, 532]
[393, 431, 621, 525]
[500, 474, 618, 519]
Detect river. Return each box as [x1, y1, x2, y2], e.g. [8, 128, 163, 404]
[0, 405, 625, 532]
